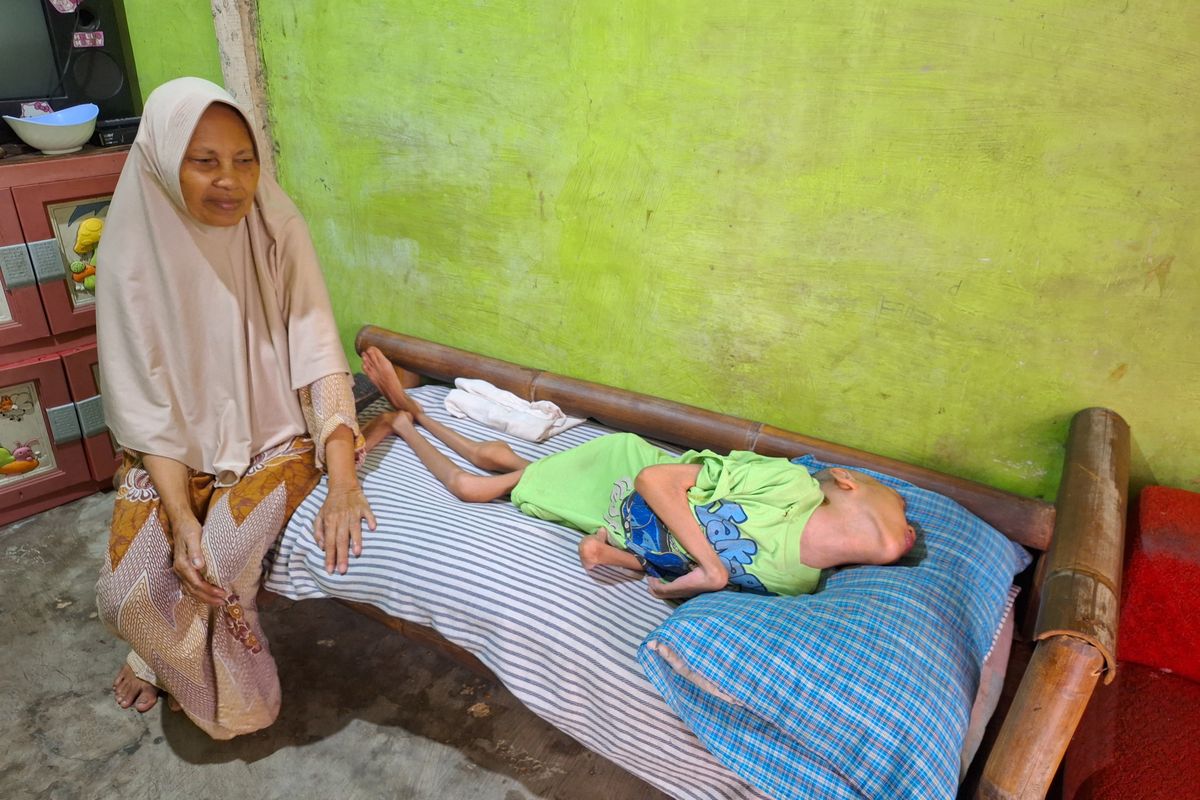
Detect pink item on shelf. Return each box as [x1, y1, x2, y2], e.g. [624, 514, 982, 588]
[20, 102, 54, 118]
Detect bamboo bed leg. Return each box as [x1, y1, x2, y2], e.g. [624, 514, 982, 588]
[975, 635, 1104, 800]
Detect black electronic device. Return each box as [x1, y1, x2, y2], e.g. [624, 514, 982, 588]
[0, 0, 140, 146]
[351, 372, 383, 414]
[91, 114, 140, 146]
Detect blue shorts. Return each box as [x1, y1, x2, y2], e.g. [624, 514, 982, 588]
[619, 492, 691, 581]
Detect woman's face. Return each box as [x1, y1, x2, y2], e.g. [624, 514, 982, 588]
[179, 103, 260, 226]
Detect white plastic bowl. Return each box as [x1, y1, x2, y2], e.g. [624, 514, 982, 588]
[2, 104, 100, 155]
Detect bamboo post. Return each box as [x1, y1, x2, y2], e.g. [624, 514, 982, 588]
[978, 407, 1129, 798]
[1033, 407, 1130, 677]
[975, 636, 1104, 799]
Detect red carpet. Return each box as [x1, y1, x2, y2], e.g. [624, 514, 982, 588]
[1062, 662, 1200, 800]
[1117, 485, 1200, 681]
[1063, 485, 1200, 800]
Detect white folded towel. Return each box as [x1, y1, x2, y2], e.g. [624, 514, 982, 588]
[444, 378, 586, 442]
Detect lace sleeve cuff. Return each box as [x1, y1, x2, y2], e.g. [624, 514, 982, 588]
[299, 373, 366, 470]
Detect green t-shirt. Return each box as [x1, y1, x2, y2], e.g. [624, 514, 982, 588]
[510, 433, 825, 595]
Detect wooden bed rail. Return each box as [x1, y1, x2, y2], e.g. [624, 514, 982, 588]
[976, 407, 1129, 800]
[356, 326, 1056, 549]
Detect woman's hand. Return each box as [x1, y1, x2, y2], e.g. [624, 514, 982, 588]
[143, 453, 226, 606]
[313, 483, 376, 575]
[171, 516, 227, 606]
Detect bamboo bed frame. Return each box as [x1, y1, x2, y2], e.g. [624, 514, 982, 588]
[349, 324, 1129, 800]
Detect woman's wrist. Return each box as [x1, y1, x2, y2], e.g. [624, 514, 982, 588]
[141, 454, 200, 531]
[323, 424, 359, 490]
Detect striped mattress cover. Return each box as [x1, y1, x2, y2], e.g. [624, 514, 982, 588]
[265, 385, 769, 800]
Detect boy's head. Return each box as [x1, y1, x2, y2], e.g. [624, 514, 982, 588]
[813, 467, 916, 565]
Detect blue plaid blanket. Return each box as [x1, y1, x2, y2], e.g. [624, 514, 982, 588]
[638, 456, 1032, 799]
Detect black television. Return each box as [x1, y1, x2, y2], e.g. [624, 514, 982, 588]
[0, 0, 140, 146]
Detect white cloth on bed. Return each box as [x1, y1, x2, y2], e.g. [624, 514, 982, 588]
[444, 377, 585, 441]
[265, 386, 767, 800]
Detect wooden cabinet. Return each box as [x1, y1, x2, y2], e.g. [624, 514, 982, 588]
[0, 148, 127, 525]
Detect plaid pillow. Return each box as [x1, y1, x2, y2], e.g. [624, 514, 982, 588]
[638, 456, 1032, 800]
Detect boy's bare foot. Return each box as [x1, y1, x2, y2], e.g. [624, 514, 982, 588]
[578, 528, 646, 573]
[361, 347, 423, 417]
[578, 529, 611, 570]
[113, 663, 159, 712]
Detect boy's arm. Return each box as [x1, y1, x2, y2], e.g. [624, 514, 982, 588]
[635, 463, 728, 598]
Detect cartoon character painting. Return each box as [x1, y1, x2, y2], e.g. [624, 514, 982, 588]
[0, 392, 33, 422]
[0, 438, 41, 476]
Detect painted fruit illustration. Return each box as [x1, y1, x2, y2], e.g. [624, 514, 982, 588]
[74, 217, 104, 254]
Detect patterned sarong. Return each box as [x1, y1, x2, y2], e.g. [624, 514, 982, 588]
[95, 436, 321, 739]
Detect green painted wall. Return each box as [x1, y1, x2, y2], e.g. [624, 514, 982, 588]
[121, 0, 223, 104]
[137, 1, 1199, 500]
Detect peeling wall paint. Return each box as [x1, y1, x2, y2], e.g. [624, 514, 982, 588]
[127, 1, 1199, 499]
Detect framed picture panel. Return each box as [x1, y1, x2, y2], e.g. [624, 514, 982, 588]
[11, 173, 118, 335]
[0, 355, 94, 525]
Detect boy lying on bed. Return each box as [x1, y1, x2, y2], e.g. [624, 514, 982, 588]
[361, 347, 915, 600]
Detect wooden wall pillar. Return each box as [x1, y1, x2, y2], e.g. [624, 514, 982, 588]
[210, 0, 275, 178]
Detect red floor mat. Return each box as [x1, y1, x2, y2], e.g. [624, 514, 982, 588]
[1063, 662, 1200, 800]
[1118, 485, 1200, 681]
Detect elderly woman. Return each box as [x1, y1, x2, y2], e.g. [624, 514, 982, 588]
[94, 78, 374, 739]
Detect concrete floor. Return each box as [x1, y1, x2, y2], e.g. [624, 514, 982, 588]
[0, 492, 669, 800]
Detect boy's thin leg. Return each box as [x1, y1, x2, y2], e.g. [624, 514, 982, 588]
[391, 413, 523, 502]
[414, 413, 530, 473]
[579, 529, 644, 572]
[362, 346, 528, 473]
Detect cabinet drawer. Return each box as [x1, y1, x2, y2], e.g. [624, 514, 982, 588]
[61, 343, 119, 485]
[0, 356, 95, 525]
[12, 174, 118, 335]
[0, 188, 51, 348]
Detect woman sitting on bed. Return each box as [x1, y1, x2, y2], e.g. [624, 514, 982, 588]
[361, 347, 915, 600]
[95, 78, 374, 736]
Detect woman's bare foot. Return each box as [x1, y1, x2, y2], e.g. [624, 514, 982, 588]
[113, 663, 159, 712]
[361, 347, 423, 418]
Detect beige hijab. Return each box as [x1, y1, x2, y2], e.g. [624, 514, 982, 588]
[96, 78, 348, 486]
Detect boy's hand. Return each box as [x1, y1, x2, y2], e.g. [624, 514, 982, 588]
[646, 564, 728, 600]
